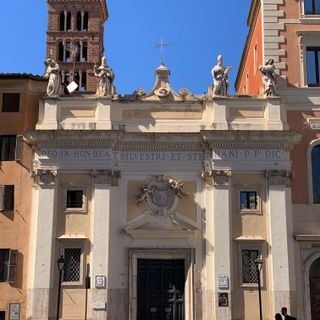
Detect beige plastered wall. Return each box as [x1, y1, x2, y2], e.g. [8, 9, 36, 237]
[231, 172, 270, 320]
[54, 172, 92, 319]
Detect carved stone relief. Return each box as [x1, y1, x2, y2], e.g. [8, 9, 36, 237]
[266, 169, 293, 187]
[33, 169, 57, 185]
[212, 169, 232, 186]
[91, 169, 121, 186]
[136, 175, 189, 215]
[201, 160, 213, 185]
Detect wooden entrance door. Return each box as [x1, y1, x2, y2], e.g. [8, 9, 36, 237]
[137, 259, 185, 320]
[311, 277, 320, 320]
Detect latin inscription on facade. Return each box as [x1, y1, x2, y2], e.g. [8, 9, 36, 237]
[38, 148, 286, 162]
[39, 149, 207, 161]
[212, 149, 284, 161]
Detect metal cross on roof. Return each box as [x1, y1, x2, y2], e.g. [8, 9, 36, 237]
[153, 37, 172, 64]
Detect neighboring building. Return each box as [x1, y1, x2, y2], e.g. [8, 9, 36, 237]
[0, 74, 46, 320]
[236, 1, 320, 320]
[46, 0, 108, 92]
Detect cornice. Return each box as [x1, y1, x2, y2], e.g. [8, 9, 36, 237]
[114, 142, 204, 152]
[247, 0, 260, 28]
[47, 31, 103, 38]
[202, 130, 301, 150]
[47, 0, 108, 20]
[25, 130, 301, 151]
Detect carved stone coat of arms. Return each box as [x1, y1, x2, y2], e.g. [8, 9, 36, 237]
[136, 175, 188, 215]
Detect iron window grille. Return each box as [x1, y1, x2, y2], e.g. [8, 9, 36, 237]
[63, 248, 81, 282]
[241, 249, 260, 285]
[63, 186, 88, 213]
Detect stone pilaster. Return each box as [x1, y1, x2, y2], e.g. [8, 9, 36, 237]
[266, 169, 295, 315]
[28, 169, 58, 319]
[212, 169, 232, 320]
[91, 170, 119, 319]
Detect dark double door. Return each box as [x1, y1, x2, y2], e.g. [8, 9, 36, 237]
[311, 277, 320, 320]
[137, 259, 185, 320]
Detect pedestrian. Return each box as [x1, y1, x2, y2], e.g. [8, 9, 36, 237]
[281, 307, 297, 320]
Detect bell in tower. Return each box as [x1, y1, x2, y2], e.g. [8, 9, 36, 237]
[46, 0, 108, 93]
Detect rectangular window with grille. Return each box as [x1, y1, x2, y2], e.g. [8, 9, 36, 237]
[63, 248, 81, 282]
[64, 186, 87, 213]
[241, 249, 260, 285]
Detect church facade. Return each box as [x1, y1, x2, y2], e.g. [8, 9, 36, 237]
[2, 0, 320, 320]
[27, 72, 298, 320]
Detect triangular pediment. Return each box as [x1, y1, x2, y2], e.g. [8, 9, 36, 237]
[124, 212, 198, 239]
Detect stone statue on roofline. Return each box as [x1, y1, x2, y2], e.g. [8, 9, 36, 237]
[259, 58, 277, 96]
[211, 55, 232, 97]
[94, 56, 115, 97]
[44, 58, 61, 97]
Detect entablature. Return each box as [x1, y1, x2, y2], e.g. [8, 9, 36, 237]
[26, 130, 300, 173]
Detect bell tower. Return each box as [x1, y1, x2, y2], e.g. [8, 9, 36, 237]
[46, 0, 108, 93]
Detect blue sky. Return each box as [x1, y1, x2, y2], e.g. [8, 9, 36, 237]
[0, 0, 251, 94]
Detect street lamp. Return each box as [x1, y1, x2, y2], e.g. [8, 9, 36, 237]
[84, 263, 90, 320]
[255, 257, 263, 320]
[56, 255, 65, 320]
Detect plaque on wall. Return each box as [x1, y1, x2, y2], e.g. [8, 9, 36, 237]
[92, 301, 106, 310]
[217, 275, 229, 289]
[9, 303, 20, 320]
[95, 275, 106, 288]
[308, 118, 320, 130]
[218, 293, 229, 307]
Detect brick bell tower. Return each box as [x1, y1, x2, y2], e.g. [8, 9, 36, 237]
[46, 0, 108, 93]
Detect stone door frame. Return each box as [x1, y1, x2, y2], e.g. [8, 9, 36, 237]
[128, 249, 195, 320]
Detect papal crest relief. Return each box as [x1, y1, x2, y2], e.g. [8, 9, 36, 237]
[136, 175, 189, 215]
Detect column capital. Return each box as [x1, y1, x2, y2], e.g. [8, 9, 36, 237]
[266, 169, 293, 187]
[201, 161, 232, 186]
[91, 169, 121, 186]
[33, 168, 57, 185]
[212, 169, 232, 186]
